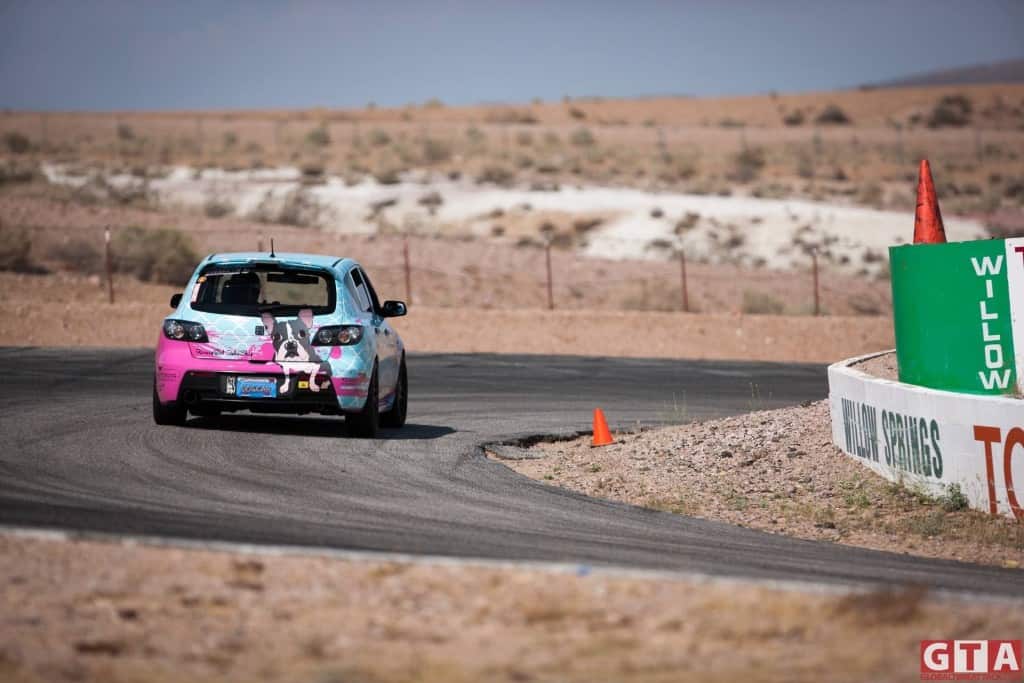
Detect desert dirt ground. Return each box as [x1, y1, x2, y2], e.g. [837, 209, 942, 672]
[503, 393, 1023, 569]
[0, 271, 893, 363]
[3, 532, 1022, 683]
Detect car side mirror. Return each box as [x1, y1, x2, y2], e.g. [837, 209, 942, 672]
[380, 300, 407, 318]
[169, 293, 182, 308]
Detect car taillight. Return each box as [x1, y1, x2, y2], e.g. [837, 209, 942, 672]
[163, 319, 209, 343]
[312, 325, 363, 346]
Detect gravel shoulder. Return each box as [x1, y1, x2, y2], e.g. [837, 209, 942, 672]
[3, 532, 1022, 683]
[501, 398, 1023, 569]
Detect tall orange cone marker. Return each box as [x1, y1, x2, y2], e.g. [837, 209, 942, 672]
[913, 159, 947, 244]
[592, 408, 614, 447]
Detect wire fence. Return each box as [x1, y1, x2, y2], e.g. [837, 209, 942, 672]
[18, 223, 892, 317]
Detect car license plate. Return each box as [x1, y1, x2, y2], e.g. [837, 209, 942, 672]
[235, 377, 277, 399]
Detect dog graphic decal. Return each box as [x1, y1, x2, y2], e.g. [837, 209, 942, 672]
[260, 309, 331, 394]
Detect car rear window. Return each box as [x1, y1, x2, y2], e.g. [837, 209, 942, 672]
[189, 264, 335, 316]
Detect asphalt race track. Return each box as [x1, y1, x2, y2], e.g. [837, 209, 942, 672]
[1, 347, 1022, 597]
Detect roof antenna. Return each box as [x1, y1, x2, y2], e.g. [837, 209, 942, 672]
[270, 238, 276, 258]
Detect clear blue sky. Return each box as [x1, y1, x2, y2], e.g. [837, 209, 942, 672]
[1, 0, 1022, 111]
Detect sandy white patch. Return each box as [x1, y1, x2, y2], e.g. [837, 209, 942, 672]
[41, 163, 985, 276]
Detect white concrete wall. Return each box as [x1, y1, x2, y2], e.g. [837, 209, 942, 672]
[829, 352, 1024, 520]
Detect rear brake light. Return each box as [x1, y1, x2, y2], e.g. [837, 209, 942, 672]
[313, 325, 363, 346]
[163, 319, 208, 343]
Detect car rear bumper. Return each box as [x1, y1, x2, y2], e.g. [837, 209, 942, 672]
[175, 371, 346, 415]
[156, 338, 370, 413]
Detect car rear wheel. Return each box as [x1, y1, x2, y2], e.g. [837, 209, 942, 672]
[381, 355, 407, 429]
[152, 381, 187, 426]
[347, 363, 379, 438]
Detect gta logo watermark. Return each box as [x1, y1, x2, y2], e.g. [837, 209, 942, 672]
[921, 640, 1022, 680]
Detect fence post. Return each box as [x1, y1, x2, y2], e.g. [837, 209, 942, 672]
[104, 227, 115, 304]
[811, 248, 820, 316]
[403, 238, 413, 305]
[679, 250, 689, 312]
[195, 116, 203, 159]
[545, 242, 554, 311]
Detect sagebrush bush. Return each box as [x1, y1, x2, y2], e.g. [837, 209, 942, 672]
[373, 168, 402, 185]
[0, 160, 37, 184]
[112, 226, 198, 285]
[484, 109, 538, 125]
[569, 128, 595, 147]
[300, 161, 325, 178]
[939, 483, 969, 512]
[741, 290, 785, 315]
[46, 237, 103, 274]
[927, 94, 972, 128]
[0, 227, 40, 273]
[782, 110, 805, 126]
[369, 129, 392, 147]
[421, 138, 452, 164]
[815, 104, 851, 125]
[3, 131, 31, 154]
[305, 125, 331, 148]
[476, 164, 514, 186]
[730, 147, 766, 182]
[203, 197, 235, 218]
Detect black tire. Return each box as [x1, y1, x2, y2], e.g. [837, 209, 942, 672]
[347, 363, 379, 438]
[152, 382, 187, 426]
[381, 355, 407, 429]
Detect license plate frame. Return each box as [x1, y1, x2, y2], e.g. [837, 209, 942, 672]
[235, 376, 278, 399]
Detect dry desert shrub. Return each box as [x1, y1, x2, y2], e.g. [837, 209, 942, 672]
[305, 125, 331, 148]
[569, 127, 596, 147]
[0, 227, 42, 273]
[111, 226, 199, 286]
[373, 168, 403, 186]
[203, 197, 235, 218]
[3, 131, 31, 154]
[741, 289, 785, 315]
[421, 138, 452, 164]
[856, 182, 884, 208]
[730, 147, 766, 182]
[369, 129, 391, 147]
[927, 94, 973, 128]
[815, 104, 851, 125]
[46, 237, 103, 274]
[0, 159, 38, 185]
[782, 110, 805, 126]
[476, 164, 515, 186]
[484, 108, 538, 125]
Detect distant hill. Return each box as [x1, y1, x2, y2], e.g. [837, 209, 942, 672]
[868, 59, 1024, 88]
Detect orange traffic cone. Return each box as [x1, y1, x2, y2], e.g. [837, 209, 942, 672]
[913, 159, 947, 244]
[592, 408, 614, 447]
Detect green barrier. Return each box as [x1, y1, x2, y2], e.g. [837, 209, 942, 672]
[890, 238, 1023, 395]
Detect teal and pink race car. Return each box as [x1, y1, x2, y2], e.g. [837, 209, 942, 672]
[153, 252, 407, 437]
